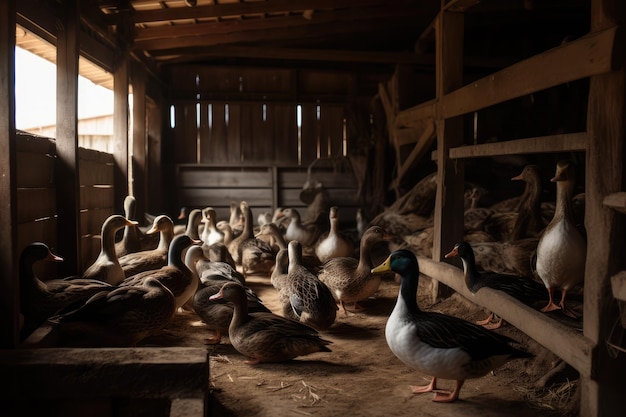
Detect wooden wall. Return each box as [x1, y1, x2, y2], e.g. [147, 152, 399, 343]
[16, 132, 115, 276]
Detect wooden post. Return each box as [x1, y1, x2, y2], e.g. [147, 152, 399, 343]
[113, 54, 130, 215]
[582, 2, 626, 416]
[0, 0, 18, 348]
[431, 10, 465, 301]
[55, 0, 81, 275]
[132, 62, 147, 222]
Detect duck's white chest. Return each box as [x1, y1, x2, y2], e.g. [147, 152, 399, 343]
[536, 219, 586, 289]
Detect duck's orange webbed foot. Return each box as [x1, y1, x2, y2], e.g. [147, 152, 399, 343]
[410, 377, 437, 394]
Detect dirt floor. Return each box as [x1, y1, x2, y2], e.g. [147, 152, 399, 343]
[147, 269, 582, 417]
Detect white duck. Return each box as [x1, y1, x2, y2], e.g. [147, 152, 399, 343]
[535, 160, 586, 318]
[315, 206, 355, 263]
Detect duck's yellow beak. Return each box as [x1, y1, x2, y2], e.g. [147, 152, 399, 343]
[371, 256, 392, 274]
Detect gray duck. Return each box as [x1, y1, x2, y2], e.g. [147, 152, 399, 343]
[82, 214, 138, 285]
[51, 276, 176, 347]
[317, 225, 393, 314]
[209, 282, 332, 364]
[279, 240, 337, 331]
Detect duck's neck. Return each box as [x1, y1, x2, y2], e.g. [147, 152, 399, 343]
[328, 218, 339, 237]
[459, 253, 480, 292]
[398, 274, 421, 315]
[553, 178, 575, 223]
[102, 224, 119, 261]
[357, 239, 374, 270]
[229, 291, 250, 330]
[20, 254, 46, 293]
[272, 228, 287, 250]
[157, 227, 174, 252]
[186, 214, 201, 240]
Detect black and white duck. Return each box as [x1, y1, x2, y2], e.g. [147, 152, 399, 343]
[371, 249, 533, 402]
[445, 241, 550, 329]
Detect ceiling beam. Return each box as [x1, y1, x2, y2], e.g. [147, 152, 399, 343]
[153, 45, 434, 65]
[134, 5, 425, 42]
[126, 0, 400, 24]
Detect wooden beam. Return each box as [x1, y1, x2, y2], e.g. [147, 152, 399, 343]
[0, 0, 18, 349]
[113, 53, 130, 216]
[394, 121, 436, 188]
[131, 63, 147, 222]
[448, 132, 588, 159]
[0, 347, 209, 400]
[581, 2, 626, 416]
[129, 0, 393, 24]
[395, 99, 437, 128]
[55, 0, 81, 275]
[441, 25, 624, 119]
[432, 10, 465, 268]
[417, 256, 594, 377]
[152, 45, 431, 65]
[135, 9, 426, 51]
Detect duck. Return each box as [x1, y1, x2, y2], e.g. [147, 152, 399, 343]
[118, 215, 174, 278]
[280, 207, 323, 249]
[115, 195, 159, 257]
[270, 247, 289, 291]
[279, 240, 337, 331]
[18, 242, 114, 339]
[371, 249, 533, 402]
[201, 207, 224, 246]
[209, 282, 332, 364]
[445, 241, 550, 329]
[535, 160, 586, 318]
[317, 225, 393, 314]
[51, 276, 176, 347]
[82, 214, 138, 285]
[469, 238, 539, 278]
[255, 222, 321, 271]
[118, 234, 199, 309]
[184, 208, 204, 240]
[228, 201, 275, 276]
[315, 206, 355, 263]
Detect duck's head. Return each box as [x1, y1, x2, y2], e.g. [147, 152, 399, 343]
[146, 215, 174, 235]
[444, 241, 473, 261]
[20, 242, 63, 269]
[209, 281, 246, 304]
[371, 249, 418, 277]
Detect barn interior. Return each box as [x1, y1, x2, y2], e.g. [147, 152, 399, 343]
[1, 1, 626, 416]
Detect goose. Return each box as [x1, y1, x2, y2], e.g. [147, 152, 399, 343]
[371, 249, 533, 402]
[118, 214, 174, 278]
[82, 214, 138, 285]
[315, 206, 355, 263]
[19, 242, 114, 339]
[445, 241, 550, 329]
[209, 282, 332, 364]
[535, 160, 586, 318]
[279, 240, 337, 331]
[317, 225, 393, 314]
[51, 276, 176, 347]
[118, 234, 199, 309]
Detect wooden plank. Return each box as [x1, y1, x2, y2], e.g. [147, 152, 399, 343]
[16, 152, 55, 188]
[78, 159, 114, 186]
[278, 170, 357, 188]
[395, 120, 436, 187]
[15, 133, 55, 153]
[179, 168, 272, 188]
[395, 99, 437, 128]
[0, 347, 209, 400]
[55, 0, 81, 276]
[603, 191, 626, 214]
[179, 188, 274, 208]
[132, 63, 148, 219]
[16, 188, 56, 224]
[449, 132, 588, 159]
[227, 103, 242, 163]
[17, 218, 58, 260]
[441, 25, 624, 119]
[418, 256, 594, 377]
[273, 104, 297, 164]
[80, 187, 115, 211]
[301, 103, 320, 166]
[208, 103, 228, 163]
